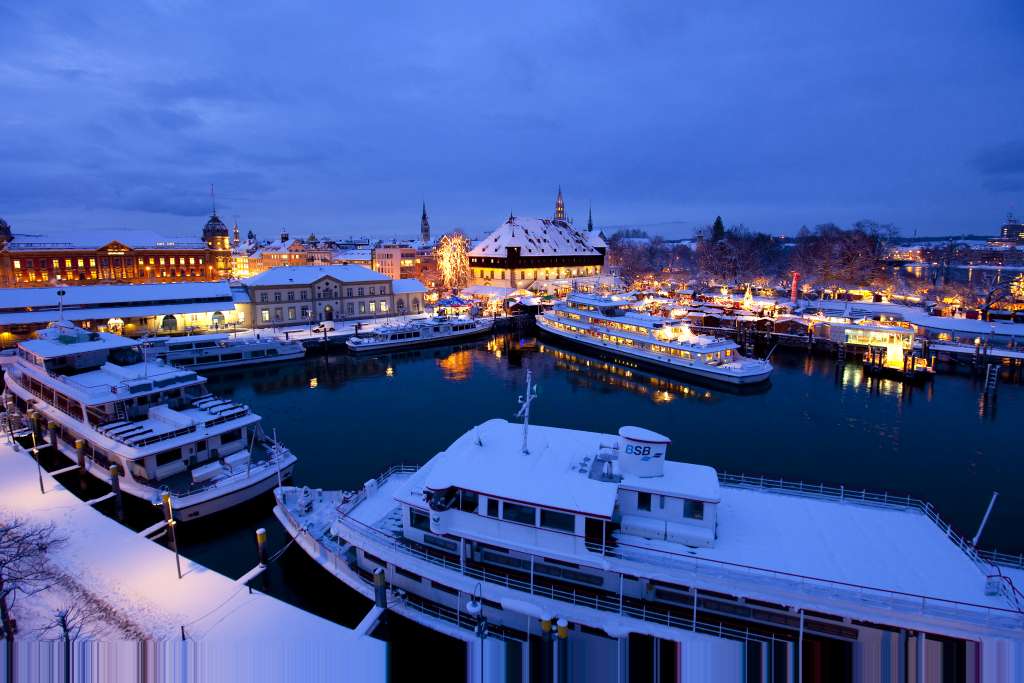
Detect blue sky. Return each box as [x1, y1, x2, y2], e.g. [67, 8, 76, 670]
[1, 1, 1023, 240]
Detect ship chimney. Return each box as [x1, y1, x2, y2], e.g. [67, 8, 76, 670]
[617, 426, 670, 478]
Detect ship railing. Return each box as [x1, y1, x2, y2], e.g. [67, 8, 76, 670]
[324, 491, 1024, 632]
[978, 549, 1024, 570]
[291, 501, 779, 647]
[718, 473, 996, 573]
[151, 444, 296, 497]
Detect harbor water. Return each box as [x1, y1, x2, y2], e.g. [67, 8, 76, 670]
[135, 332, 1021, 668]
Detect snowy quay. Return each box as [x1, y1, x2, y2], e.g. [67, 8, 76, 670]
[0, 440, 387, 683]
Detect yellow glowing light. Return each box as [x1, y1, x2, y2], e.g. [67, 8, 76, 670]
[309, 377, 318, 389]
[435, 232, 470, 291]
[386, 366, 394, 377]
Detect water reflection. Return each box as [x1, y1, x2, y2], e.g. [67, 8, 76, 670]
[540, 344, 717, 405]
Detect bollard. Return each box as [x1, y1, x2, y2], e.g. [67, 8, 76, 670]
[74, 439, 86, 471]
[161, 492, 182, 579]
[256, 527, 268, 566]
[47, 420, 58, 449]
[108, 464, 124, 521]
[372, 567, 387, 608]
[541, 617, 554, 683]
[556, 618, 569, 683]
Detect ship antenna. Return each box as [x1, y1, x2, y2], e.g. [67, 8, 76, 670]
[515, 369, 538, 455]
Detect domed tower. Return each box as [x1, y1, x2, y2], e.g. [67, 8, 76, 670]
[202, 212, 231, 279]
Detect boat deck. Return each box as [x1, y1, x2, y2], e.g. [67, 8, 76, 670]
[621, 485, 1006, 611]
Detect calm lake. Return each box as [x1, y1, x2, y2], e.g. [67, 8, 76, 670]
[168, 332, 1021, 662]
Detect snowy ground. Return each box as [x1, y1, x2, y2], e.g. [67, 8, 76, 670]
[0, 439, 386, 679]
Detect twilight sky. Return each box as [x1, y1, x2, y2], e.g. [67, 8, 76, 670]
[1, 1, 1023, 241]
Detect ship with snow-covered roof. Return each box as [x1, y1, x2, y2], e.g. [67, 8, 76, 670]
[537, 292, 773, 384]
[142, 331, 305, 370]
[4, 322, 296, 520]
[346, 315, 494, 353]
[275, 372, 1023, 679]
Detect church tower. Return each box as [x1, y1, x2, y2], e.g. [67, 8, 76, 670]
[587, 204, 594, 232]
[232, 221, 241, 248]
[421, 202, 431, 243]
[554, 187, 566, 222]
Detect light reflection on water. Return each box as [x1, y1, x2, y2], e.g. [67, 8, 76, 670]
[199, 332, 1021, 558]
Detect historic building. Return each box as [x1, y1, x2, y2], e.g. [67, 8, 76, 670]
[372, 244, 417, 280]
[468, 191, 606, 291]
[239, 264, 425, 328]
[0, 218, 220, 288]
[201, 211, 233, 279]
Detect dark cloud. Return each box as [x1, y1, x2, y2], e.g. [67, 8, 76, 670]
[0, 0, 1022, 237]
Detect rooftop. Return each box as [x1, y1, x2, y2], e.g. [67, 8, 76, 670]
[469, 216, 601, 259]
[421, 419, 720, 518]
[243, 264, 388, 287]
[392, 278, 427, 294]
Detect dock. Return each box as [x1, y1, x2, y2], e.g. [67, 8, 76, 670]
[0, 440, 386, 681]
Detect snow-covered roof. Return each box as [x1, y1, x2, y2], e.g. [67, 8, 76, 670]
[391, 278, 427, 294]
[331, 249, 372, 262]
[462, 285, 516, 298]
[243, 264, 388, 287]
[469, 217, 601, 259]
[6, 230, 204, 250]
[422, 419, 720, 518]
[0, 282, 233, 312]
[20, 326, 139, 359]
[585, 230, 608, 249]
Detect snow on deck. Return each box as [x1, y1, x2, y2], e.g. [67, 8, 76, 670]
[0, 440, 386, 672]
[649, 486, 1004, 610]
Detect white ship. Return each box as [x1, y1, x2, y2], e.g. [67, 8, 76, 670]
[143, 333, 305, 370]
[346, 316, 495, 353]
[276, 373, 1023, 680]
[536, 293, 772, 385]
[4, 322, 297, 520]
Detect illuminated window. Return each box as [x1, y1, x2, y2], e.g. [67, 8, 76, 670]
[64, 259, 71, 268]
[52, 259, 60, 269]
[380, 300, 388, 312]
[77, 259, 84, 267]
[12, 260, 20, 269]
[159, 258, 165, 265]
[189, 257, 195, 265]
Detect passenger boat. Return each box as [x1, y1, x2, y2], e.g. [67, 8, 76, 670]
[536, 293, 772, 385]
[142, 333, 305, 370]
[275, 373, 1023, 679]
[346, 316, 494, 353]
[4, 322, 297, 520]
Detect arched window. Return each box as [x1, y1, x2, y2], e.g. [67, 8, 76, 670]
[160, 315, 177, 331]
[211, 311, 225, 328]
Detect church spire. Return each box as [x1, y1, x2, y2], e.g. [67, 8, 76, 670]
[587, 204, 593, 232]
[420, 202, 431, 243]
[554, 186, 566, 222]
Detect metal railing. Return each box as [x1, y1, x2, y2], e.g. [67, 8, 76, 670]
[318, 469, 1024, 631]
[279, 496, 776, 647]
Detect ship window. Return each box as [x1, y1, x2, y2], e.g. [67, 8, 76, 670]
[540, 509, 575, 533]
[502, 502, 537, 525]
[684, 500, 704, 520]
[409, 508, 430, 531]
[637, 491, 652, 511]
[428, 487, 457, 512]
[155, 449, 180, 467]
[221, 429, 242, 444]
[486, 498, 499, 518]
[457, 490, 479, 512]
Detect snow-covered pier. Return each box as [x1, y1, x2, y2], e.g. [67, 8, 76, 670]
[0, 441, 386, 681]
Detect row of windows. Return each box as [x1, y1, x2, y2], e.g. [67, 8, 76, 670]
[13, 255, 203, 269]
[637, 491, 704, 520]
[474, 266, 600, 281]
[257, 285, 391, 303]
[258, 299, 392, 322]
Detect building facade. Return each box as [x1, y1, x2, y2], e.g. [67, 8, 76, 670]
[0, 214, 230, 287]
[468, 192, 605, 292]
[372, 244, 417, 280]
[239, 265, 425, 328]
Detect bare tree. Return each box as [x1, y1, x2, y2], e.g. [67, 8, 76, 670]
[0, 518, 66, 641]
[37, 602, 99, 683]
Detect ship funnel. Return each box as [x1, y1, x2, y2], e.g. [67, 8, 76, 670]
[617, 426, 670, 478]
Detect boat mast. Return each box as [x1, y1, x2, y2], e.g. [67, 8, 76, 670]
[516, 369, 538, 455]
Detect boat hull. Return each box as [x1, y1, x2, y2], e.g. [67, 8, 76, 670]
[346, 321, 495, 354]
[536, 319, 772, 386]
[171, 347, 306, 371]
